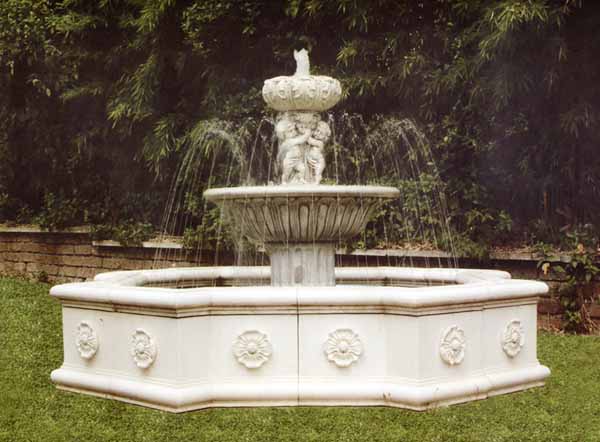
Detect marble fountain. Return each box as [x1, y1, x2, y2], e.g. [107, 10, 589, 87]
[50, 50, 550, 412]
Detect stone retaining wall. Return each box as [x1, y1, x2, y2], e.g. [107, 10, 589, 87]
[1, 227, 598, 329]
[0, 227, 231, 282]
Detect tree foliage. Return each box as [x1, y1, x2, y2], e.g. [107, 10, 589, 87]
[0, 0, 598, 248]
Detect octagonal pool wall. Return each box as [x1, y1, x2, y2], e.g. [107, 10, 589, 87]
[50, 267, 550, 412]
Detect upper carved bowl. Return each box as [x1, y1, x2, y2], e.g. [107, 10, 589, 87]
[262, 75, 342, 112]
[203, 185, 399, 244]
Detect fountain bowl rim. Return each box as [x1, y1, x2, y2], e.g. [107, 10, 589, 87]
[49, 266, 549, 316]
[203, 184, 400, 201]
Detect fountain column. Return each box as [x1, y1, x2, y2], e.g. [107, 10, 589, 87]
[268, 243, 335, 286]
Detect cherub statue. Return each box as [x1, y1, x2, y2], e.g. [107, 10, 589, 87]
[275, 118, 310, 184]
[306, 120, 331, 184]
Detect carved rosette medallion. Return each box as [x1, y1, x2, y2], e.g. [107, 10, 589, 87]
[502, 320, 525, 358]
[232, 330, 273, 369]
[75, 321, 98, 360]
[440, 325, 466, 366]
[131, 329, 157, 369]
[324, 329, 363, 367]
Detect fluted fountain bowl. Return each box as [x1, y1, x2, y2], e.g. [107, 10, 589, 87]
[262, 75, 342, 112]
[203, 185, 399, 244]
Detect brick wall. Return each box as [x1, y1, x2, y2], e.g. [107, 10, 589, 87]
[0, 227, 231, 282]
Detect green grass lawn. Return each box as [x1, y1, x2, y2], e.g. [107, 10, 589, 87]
[1, 276, 599, 442]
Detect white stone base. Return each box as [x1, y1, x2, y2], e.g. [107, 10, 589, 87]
[50, 267, 550, 412]
[52, 365, 549, 412]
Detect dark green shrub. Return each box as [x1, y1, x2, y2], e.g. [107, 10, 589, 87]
[34, 193, 83, 231]
[91, 221, 154, 247]
[536, 225, 600, 333]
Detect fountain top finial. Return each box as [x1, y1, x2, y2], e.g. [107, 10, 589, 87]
[293, 49, 310, 76]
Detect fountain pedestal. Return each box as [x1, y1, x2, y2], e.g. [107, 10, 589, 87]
[268, 243, 335, 286]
